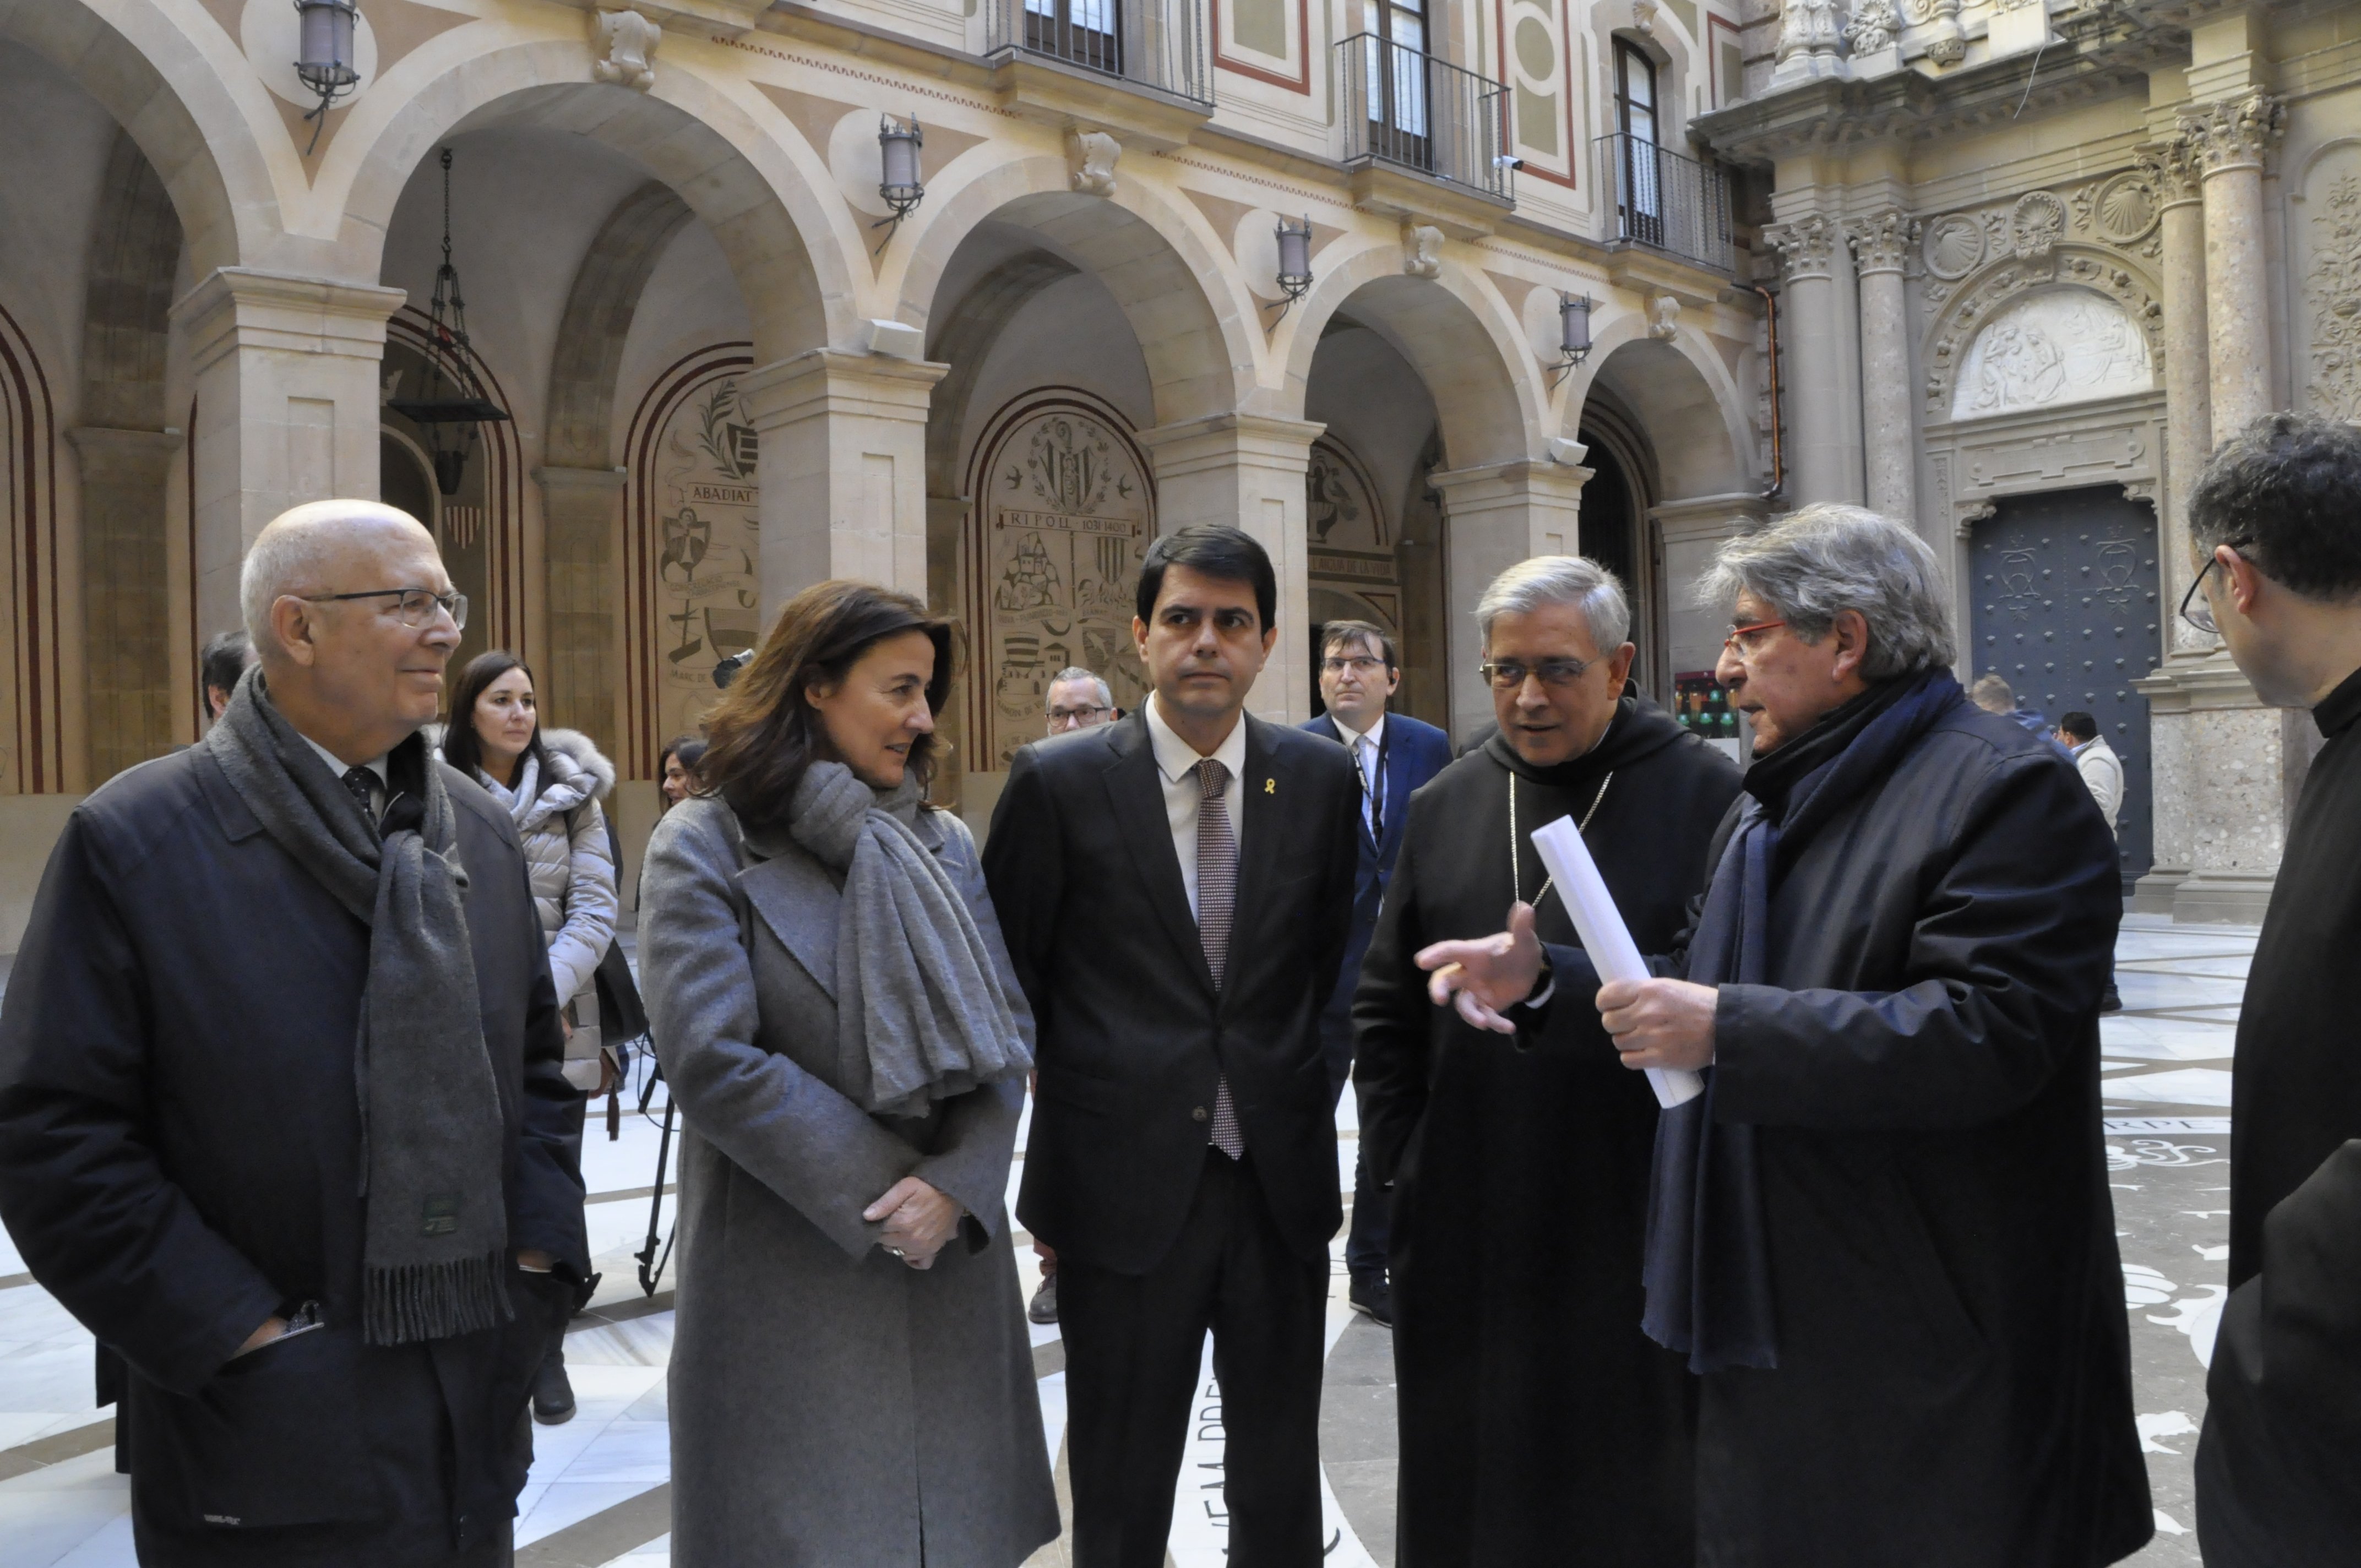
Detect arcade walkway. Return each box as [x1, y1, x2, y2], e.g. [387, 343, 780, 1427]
[0, 917, 2244, 1566]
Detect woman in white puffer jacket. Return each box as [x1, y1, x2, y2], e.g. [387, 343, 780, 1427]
[439, 650, 618, 1424]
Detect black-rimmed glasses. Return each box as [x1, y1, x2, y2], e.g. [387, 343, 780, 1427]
[301, 587, 468, 630]
[2178, 543, 2248, 636]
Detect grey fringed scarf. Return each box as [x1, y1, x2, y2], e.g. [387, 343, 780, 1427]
[788, 761, 1030, 1118]
[205, 671, 510, 1344]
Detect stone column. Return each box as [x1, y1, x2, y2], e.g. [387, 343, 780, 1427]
[1137, 413, 1325, 724]
[2181, 93, 2285, 438]
[69, 426, 183, 781]
[535, 466, 627, 765]
[1848, 209, 1918, 522]
[1428, 459, 1588, 728]
[171, 268, 407, 641]
[740, 348, 949, 618]
[2143, 134, 2212, 645]
[1769, 214, 1865, 506]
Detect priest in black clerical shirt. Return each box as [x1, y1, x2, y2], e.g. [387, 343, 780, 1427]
[1353, 556, 1738, 1567]
[2183, 413, 2361, 1568]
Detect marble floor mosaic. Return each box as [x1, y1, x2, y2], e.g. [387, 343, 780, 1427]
[0, 914, 2252, 1565]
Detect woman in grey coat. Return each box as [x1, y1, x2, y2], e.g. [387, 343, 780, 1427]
[639, 580, 1059, 1567]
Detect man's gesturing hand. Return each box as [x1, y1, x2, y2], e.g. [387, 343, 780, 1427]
[1596, 977, 1718, 1072]
[1415, 901, 1544, 1036]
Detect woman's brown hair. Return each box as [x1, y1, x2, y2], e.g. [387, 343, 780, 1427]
[442, 649, 543, 786]
[696, 580, 955, 829]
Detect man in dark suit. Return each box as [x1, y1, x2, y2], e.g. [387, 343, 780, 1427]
[1301, 618, 1451, 1326]
[985, 524, 1359, 1568]
[0, 500, 588, 1567]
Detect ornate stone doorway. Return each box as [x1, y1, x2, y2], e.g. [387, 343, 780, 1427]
[1969, 485, 2163, 888]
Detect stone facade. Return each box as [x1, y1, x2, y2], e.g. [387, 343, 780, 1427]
[1699, 0, 2361, 922]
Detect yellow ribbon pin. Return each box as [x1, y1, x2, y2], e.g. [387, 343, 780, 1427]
[1264, 778, 1276, 794]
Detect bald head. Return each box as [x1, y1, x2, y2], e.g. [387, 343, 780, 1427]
[242, 500, 437, 652]
[240, 498, 461, 766]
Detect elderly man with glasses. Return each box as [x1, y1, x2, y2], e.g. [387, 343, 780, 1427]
[1353, 557, 1739, 1566]
[1423, 507, 2150, 1568]
[0, 500, 587, 1568]
[1043, 666, 1119, 736]
[2184, 413, 2361, 1568]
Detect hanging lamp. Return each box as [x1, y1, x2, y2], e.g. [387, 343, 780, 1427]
[386, 147, 509, 496]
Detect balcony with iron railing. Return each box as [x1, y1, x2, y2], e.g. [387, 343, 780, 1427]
[1337, 34, 1511, 206]
[1596, 132, 1734, 273]
[982, 0, 1212, 112]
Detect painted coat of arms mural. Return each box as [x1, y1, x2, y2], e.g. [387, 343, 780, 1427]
[966, 396, 1154, 770]
[653, 373, 759, 749]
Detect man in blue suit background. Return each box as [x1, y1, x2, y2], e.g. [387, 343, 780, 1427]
[1303, 619, 1452, 1324]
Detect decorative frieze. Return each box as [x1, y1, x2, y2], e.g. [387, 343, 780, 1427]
[2303, 174, 2361, 423]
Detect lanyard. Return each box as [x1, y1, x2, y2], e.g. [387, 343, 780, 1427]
[1347, 722, 1388, 840]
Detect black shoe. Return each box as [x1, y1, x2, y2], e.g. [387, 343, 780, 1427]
[1027, 1273, 1058, 1326]
[531, 1346, 576, 1425]
[1347, 1277, 1392, 1328]
[2100, 987, 2123, 1015]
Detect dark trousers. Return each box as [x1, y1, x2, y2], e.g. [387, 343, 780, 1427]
[1058, 1148, 1329, 1568]
[1325, 1020, 1390, 1287]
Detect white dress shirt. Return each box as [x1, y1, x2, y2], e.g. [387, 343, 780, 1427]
[1331, 711, 1386, 839]
[300, 733, 389, 817]
[1144, 692, 1249, 921]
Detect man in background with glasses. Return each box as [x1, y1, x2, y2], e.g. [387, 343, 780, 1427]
[0, 499, 586, 1567]
[1353, 559, 1737, 1565]
[1300, 619, 1451, 1326]
[2187, 412, 2361, 1568]
[1044, 665, 1120, 736]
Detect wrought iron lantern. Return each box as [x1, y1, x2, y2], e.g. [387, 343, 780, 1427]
[385, 149, 509, 497]
[873, 116, 924, 253]
[1271, 215, 1313, 319]
[1551, 291, 1594, 384]
[292, 0, 361, 154]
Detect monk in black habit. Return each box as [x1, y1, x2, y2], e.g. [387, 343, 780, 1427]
[2182, 413, 2361, 1567]
[1355, 555, 1738, 1566]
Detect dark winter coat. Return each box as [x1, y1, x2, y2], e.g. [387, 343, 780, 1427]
[1663, 690, 2151, 1568]
[1353, 697, 1739, 1566]
[0, 744, 589, 1568]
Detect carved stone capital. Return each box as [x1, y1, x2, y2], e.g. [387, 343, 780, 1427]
[1769, 213, 1843, 281]
[2178, 93, 2286, 177]
[2135, 138, 2204, 209]
[1848, 208, 1917, 274]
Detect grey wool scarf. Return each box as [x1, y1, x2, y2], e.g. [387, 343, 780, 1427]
[205, 672, 511, 1344]
[788, 761, 1031, 1119]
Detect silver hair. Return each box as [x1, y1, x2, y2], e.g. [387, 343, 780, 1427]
[1696, 504, 1956, 679]
[1475, 555, 1631, 652]
[1046, 666, 1112, 708]
[240, 499, 432, 651]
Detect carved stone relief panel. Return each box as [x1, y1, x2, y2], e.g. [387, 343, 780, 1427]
[1924, 254, 2163, 417]
[1951, 287, 2156, 420]
[2297, 146, 2361, 423]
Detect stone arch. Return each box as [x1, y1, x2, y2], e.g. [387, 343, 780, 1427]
[893, 155, 1259, 426]
[76, 124, 185, 782]
[329, 43, 844, 362]
[1569, 321, 1754, 500]
[1277, 243, 1541, 469]
[922, 251, 1079, 496]
[0, 0, 268, 276]
[1922, 247, 2163, 422]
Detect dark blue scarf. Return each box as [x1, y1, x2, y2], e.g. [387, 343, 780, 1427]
[1640, 667, 1964, 1373]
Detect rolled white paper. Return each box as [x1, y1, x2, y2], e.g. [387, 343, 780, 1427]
[1528, 814, 1706, 1109]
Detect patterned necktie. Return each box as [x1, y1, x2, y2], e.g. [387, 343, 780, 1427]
[1194, 758, 1245, 1160]
[340, 766, 377, 822]
[1359, 735, 1384, 842]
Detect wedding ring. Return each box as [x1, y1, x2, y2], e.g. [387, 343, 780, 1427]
[885, 1245, 907, 1259]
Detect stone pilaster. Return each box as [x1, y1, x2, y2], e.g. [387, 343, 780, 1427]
[2180, 92, 2285, 438]
[69, 427, 182, 781]
[1137, 413, 1325, 723]
[1769, 214, 1865, 505]
[170, 268, 407, 641]
[1428, 459, 1590, 728]
[535, 466, 627, 765]
[2141, 135, 2213, 657]
[1848, 209, 1918, 522]
[740, 348, 949, 617]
